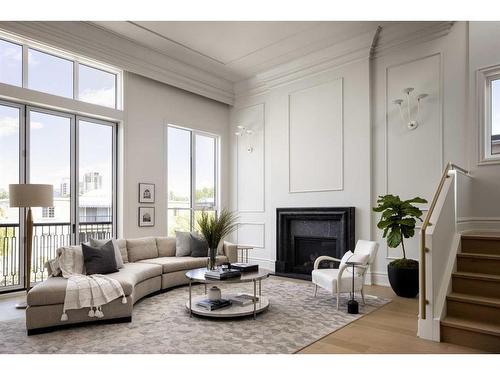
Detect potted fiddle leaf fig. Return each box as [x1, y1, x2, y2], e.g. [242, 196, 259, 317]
[196, 209, 238, 270]
[373, 194, 428, 298]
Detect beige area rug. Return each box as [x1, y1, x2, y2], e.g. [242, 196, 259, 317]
[0, 277, 390, 354]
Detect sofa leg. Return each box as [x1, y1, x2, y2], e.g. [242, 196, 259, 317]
[313, 284, 318, 297]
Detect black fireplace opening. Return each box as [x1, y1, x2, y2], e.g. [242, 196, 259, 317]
[293, 236, 338, 275]
[276, 207, 355, 280]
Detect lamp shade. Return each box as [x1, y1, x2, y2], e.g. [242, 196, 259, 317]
[9, 184, 54, 208]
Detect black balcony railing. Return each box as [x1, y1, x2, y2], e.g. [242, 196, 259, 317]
[0, 221, 112, 290]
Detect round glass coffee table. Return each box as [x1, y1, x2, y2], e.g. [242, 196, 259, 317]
[185, 268, 271, 319]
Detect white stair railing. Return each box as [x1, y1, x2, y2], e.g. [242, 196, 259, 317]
[418, 163, 471, 341]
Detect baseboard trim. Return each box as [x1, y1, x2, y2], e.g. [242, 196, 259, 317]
[457, 217, 500, 233]
[367, 271, 390, 287]
[246, 256, 276, 271]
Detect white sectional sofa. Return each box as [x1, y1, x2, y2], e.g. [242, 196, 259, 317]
[26, 236, 237, 335]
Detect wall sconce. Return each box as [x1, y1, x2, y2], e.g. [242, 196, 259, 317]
[235, 125, 254, 153]
[393, 88, 428, 130]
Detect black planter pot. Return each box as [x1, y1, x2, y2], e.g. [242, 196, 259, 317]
[387, 262, 419, 298]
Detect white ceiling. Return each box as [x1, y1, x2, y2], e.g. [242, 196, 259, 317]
[92, 21, 387, 82]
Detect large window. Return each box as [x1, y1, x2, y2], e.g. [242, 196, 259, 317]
[167, 125, 217, 236]
[479, 66, 500, 163]
[490, 79, 500, 156]
[0, 33, 120, 109]
[0, 99, 117, 291]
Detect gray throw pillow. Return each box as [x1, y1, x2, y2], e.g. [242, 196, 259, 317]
[89, 238, 124, 269]
[190, 233, 209, 257]
[82, 242, 118, 275]
[175, 231, 191, 256]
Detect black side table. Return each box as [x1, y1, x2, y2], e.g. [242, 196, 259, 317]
[345, 260, 363, 314]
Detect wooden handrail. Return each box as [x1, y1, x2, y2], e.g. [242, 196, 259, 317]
[419, 162, 471, 320]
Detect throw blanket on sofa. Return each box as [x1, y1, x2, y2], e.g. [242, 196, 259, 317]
[61, 274, 127, 321]
[48, 245, 127, 321]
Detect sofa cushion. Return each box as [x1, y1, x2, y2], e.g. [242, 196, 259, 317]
[27, 262, 162, 307]
[139, 255, 228, 273]
[175, 231, 191, 256]
[82, 242, 118, 275]
[126, 237, 159, 262]
[116, 239, 128, 263]
[190, 233, 209, 257]
[106, 262, 162, 296]
[156, 237, 176, 257]
[89, 238, 124, 269]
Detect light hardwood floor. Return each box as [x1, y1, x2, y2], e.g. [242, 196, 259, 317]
[0, 285, 483, 353]
[298, 284, 484, 354]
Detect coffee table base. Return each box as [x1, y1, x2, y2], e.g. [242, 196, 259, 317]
[186, 294, 270, 318]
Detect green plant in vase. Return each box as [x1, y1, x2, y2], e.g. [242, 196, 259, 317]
[196, 208, 238, 270]
[373, 194, 427, 297]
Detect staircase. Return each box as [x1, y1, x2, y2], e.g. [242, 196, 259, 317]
[440, 234, 500, 352]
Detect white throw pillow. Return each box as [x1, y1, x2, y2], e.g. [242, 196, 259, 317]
[343, 252, 370, 275]
[339, 250, 354, 268]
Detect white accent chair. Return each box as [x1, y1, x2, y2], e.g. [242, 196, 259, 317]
[311, 240, 379, 309]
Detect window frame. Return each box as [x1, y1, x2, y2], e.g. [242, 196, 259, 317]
[0, 30, 122, 110]
[0, 98, 118, 293]
[477, 64, 500, 164]
[0, 37, 23, 87]
[167, 124, 219, 234]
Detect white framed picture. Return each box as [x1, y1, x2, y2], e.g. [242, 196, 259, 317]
[139, 183, 155, 203]
[138, 207, 155, 227]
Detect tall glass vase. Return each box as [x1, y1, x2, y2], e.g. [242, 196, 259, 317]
[207, 247, 217, 270]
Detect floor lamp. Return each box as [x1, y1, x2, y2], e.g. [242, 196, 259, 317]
[9, 184, 53, 309]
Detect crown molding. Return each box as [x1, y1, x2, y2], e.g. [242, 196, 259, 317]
[0, 21, 235, 105]
[234, 29, 376, 99]
[234, 22, 455, 100]
[371, 21, 455, 59]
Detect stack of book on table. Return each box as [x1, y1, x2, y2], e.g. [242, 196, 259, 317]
[229, 263, 259, 273]
[229, 293, 259, 306]
[205, 268, 241, 280]
[196, 298, 232, 311]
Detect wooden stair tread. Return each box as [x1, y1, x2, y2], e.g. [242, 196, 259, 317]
[453, 271, 500, 281]
[458, 253, 500, 260]
[447, 292, 500, 307]
[441, 317, 500, 336]
[461, 234, 500, 241]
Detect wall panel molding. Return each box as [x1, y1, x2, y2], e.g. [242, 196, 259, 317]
[384, 53, 443, 198]
[236, 222, 265, 248]
[235, 103, 265, 212]
[288, 79, 344, 193]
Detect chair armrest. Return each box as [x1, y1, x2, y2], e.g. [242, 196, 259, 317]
[223, 241, 238, 263]
[314, 256, 342, 270]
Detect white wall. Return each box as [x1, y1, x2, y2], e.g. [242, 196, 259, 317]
[371, 22, 468, 285]
[230, 59, 371, 270]
[464, 22, 500, 230]
[230, 22, 471, 285]
[121, 72, 230, 238]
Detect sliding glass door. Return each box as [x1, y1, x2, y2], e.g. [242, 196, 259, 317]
[77, 118, 115, 243]
[167, 125, 218, 236]
[28, 108, 73, 283]
[0, 100, 117, 292]
[0, 101, 23, 290]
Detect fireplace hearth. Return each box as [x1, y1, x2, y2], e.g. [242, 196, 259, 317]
[276, 207, 355, 280]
